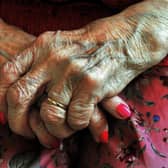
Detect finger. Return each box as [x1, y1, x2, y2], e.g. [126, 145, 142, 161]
[40, 83, 74, 138]
[102, 96, 132, 119]
[67, 44, 116, 131]
[7, 69, 49, 138]
[89, 106, 109, 143]
[67, 64, 104, 131]
[0, 48, 34, 118]
[67, 89, 96, 131]
[29, 108, 61, 149]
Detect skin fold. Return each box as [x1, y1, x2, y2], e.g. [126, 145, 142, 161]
[0, 0, 168, 147]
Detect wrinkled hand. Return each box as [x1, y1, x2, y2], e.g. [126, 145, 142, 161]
[0, 19, 131, 148]
[0, 0, 168, 147]
[0, 28, 132, 139]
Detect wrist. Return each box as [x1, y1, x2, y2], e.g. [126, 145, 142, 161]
[108, 0, 168, 69]
[85, 0, 168, 73]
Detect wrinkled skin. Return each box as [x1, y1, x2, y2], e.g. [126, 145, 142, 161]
[0, 0, 168, 146]
[0, 19, 131, 147]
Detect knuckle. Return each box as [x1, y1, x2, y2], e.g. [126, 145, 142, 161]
[7, 82, 28, 106]
[0, 61, 11, 72]
[68, 57, 87, 72]
[37, 31, 54, 45]
[40, 103, 65, 125]
[84, 72, 100, 88]
[0, 62, 8, 75]
[0, 62, 14, 79]
[0, 60, 22, 82]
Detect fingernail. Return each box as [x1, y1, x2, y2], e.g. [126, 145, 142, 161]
[116, 103, 131, 118]
[0, 112, 6, 125]
[51, 139, 60, 148]
[99, 130, 109, 143]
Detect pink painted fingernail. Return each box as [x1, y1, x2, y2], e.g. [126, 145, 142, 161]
[0, 112, 6, 125]
[99, 130, 109, 144]
[116, 103, 131, 118]
[51, 139, 60, 148]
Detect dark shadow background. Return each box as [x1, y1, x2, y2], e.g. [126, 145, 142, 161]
[0, 0, 140, 35]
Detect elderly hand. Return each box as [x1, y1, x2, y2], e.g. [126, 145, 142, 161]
[0, 19, 132, 148]
[0, 0, 168, 147]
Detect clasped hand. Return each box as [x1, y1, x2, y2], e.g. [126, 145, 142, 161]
[0, 1, 167, 148]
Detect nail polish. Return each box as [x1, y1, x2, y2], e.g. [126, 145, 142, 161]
[0, 112, 6, 125]
[116, 103, 131, 118]
[51, 139, 60, 148]
[99, 130, 109, 143]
